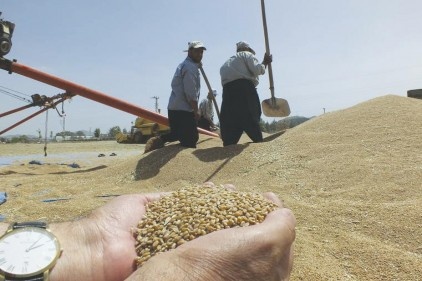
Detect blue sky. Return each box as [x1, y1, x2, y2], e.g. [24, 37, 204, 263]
[1, 0, 421, 136]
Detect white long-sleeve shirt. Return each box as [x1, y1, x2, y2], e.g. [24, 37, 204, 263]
[220, 51, 266, 87]
[199, 98, 214, 122]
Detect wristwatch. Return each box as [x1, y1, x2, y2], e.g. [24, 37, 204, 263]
[0, 222, 62, 281]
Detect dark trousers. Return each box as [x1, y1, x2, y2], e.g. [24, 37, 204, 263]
[220, 79, 263, 146]
[161, 110, 198, 148]
[197, 116, 212, 131]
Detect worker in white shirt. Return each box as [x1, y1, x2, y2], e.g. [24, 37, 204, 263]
[219, 41, 272, 146]
[198, 90, 218, 132]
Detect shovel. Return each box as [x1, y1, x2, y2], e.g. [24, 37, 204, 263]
[260, 0, 291, 117]
[199, 66, 221, 122]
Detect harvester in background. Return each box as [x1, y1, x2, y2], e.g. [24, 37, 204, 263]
[116, 117, 169, 144]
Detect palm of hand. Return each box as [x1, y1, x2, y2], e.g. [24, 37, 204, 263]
[89, 194, 162, 281]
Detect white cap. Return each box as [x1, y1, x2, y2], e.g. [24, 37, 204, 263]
[236, 41, 255, 55]
[184, 41, 207, 52]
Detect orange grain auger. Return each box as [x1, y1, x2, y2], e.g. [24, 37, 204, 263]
[0, 57, 219, 138]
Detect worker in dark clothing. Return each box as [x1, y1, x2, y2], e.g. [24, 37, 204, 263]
[219, 41, 272, 146]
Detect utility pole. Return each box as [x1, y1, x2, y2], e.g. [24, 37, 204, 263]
[61, 115, 66, 137]
[151, 96, 160, 113]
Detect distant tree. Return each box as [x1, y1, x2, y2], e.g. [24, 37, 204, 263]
[269, 120, 278, 132]
[260, 116, 311, 133]
[94, 128, 101, 138]
[108, 126, 121, 138]
[260, 119, 270, 133]
[122, 128, 128, 134]
[259, 119, 265, 132]
[75, 130, 85, 137]
[56, 131, 75, 137]
[11, 135, 29, 143]
[50, 131, 53, 139]
[74, 130, 85, 140]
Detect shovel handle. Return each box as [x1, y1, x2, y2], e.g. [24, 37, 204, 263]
[199, 66, 221, 121]
[261, 0, 275, 99]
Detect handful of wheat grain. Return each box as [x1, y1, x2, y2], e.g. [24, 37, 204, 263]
[135, 185, 278, 266]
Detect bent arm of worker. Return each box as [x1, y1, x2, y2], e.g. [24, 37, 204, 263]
[190, 100, 199, 119]
[182, 67, 200, 116]
[242, 52, 266, 76]
[183, 71, 200, 108]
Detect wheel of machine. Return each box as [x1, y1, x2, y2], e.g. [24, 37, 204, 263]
[134, 131, 144, 144]
[0, 37, 12, 56]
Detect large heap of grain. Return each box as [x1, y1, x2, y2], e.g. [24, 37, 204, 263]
[1, 95, 421, 280]
[130, 95, 422, 280]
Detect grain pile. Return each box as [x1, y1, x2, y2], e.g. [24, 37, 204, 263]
[1, 94, 421, 280]
[135, 184, 278, 266]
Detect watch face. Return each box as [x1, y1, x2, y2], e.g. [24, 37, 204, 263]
[0, 227, 61, 277]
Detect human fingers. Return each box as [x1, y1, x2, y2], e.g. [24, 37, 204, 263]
[262, 192, 283, 207]
[202, 181, 216, 188]
[221, 183, 236, 190]
[90, 193, 167, 230]
[261, 208, 296, 280]
[201, 182, 236, 191]
[262, 53, 272, 65]
[170, 208, 295, 281]
[141, 192, 170, 204]
[97, 193, 164, 213]
[262, 208, 296, 245]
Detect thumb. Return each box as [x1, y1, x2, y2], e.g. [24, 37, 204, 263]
[262, 208, 296, 247]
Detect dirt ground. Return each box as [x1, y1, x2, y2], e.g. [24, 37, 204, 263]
[0, 95, 421, 280]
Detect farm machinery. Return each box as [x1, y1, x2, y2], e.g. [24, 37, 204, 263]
[116, 117, 170, 144]
[0, 15, 218, 139]
[0, 12, 14, 57]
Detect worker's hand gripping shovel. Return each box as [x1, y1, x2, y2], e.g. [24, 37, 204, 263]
[260, 0, 291, 117]
[199, 66, 220, 123]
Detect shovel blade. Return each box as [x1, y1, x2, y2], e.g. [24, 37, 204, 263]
[262, 97, 291, 117]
